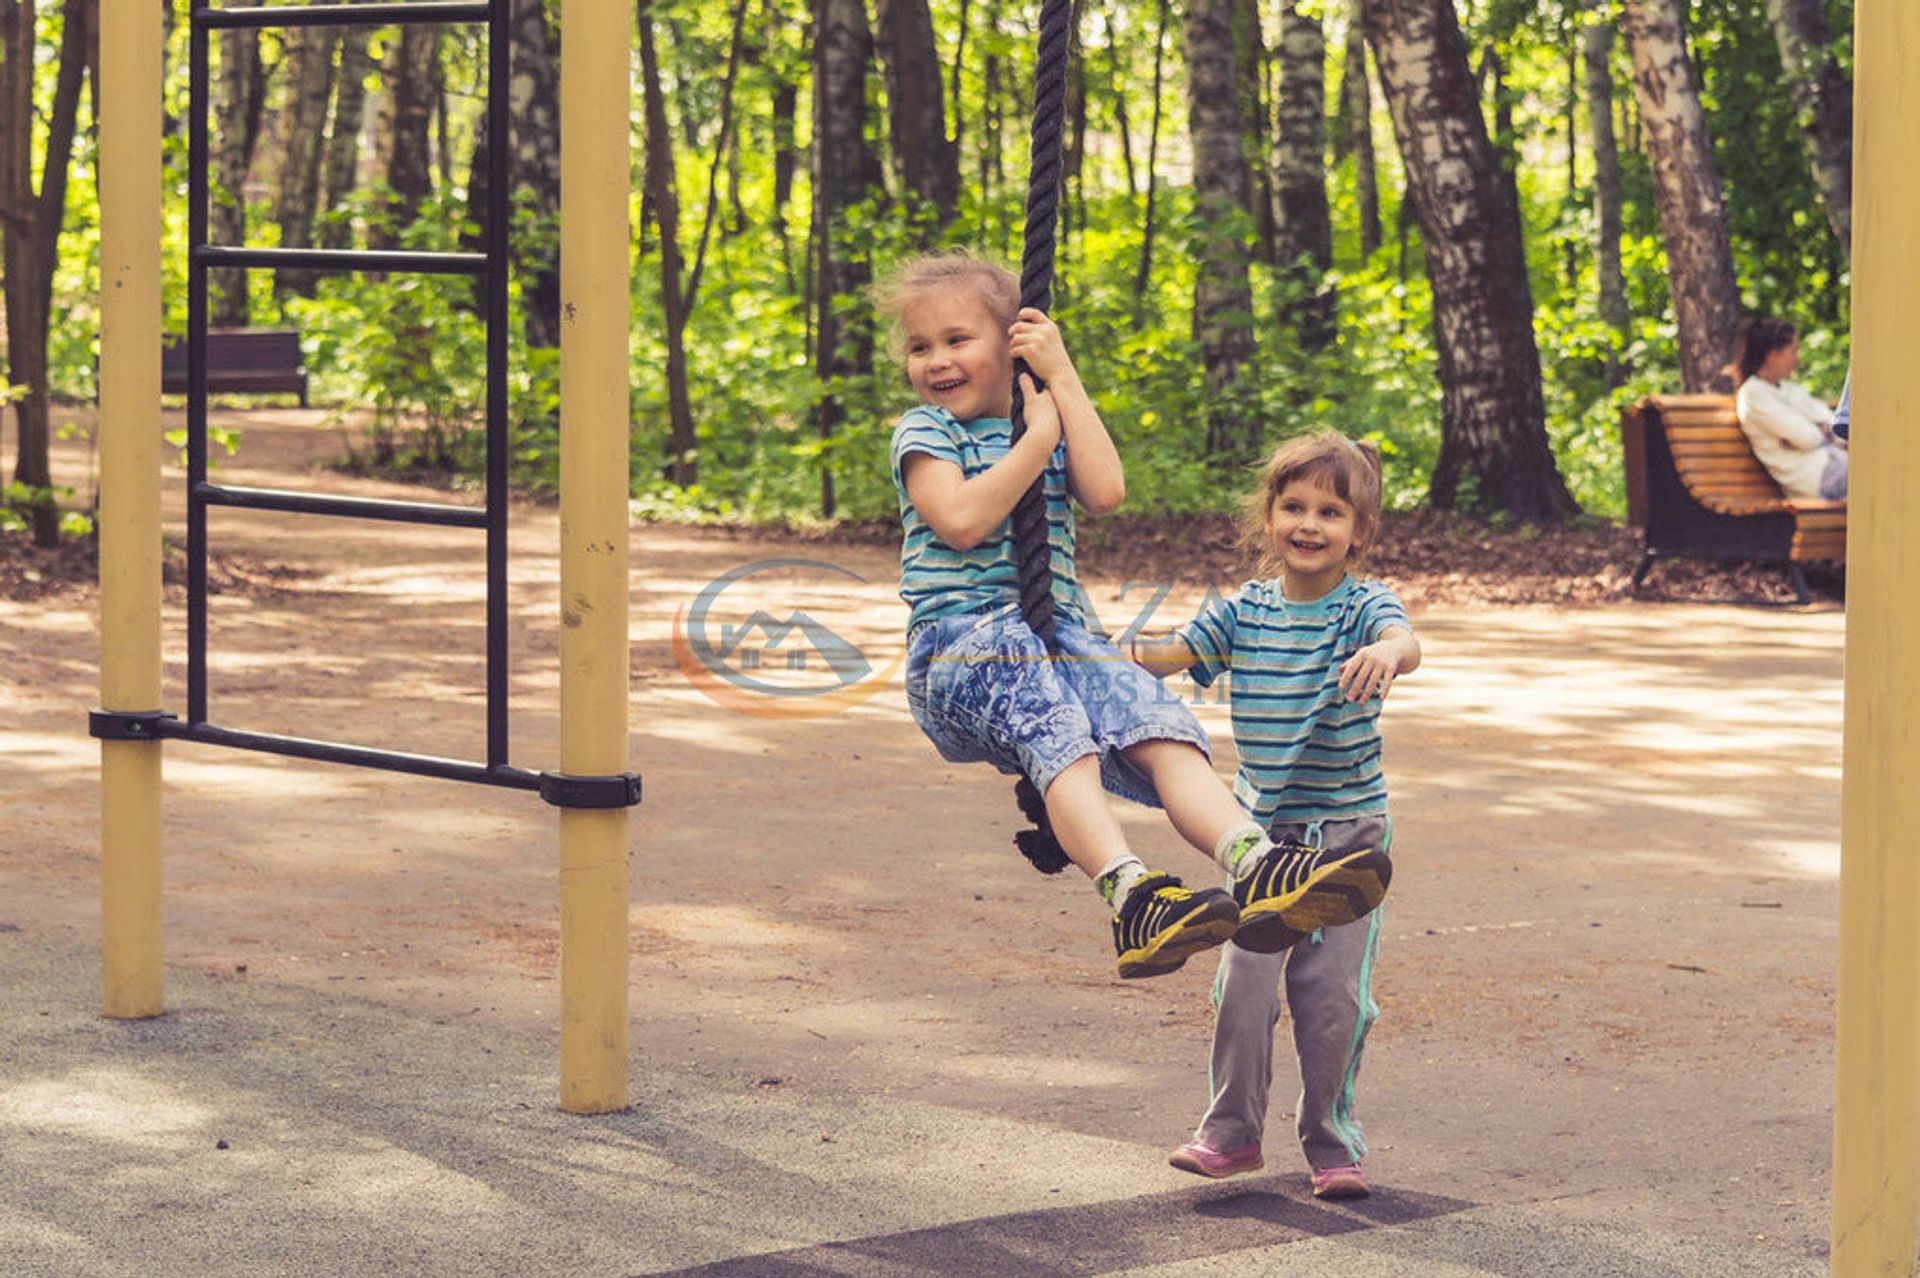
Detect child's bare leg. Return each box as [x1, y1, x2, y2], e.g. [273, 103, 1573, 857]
[1045, 753, 1242, 977]
[1123, 739, 1266, 866]
[1041, 754, 1134, 879]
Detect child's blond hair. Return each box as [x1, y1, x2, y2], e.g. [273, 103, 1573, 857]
[871, 250, 1021, 364]
[1242, 430, 1385, 574]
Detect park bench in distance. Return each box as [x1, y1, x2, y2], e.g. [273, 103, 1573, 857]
[161, 328, 308, 406]
[1621, 393, 1845, 603]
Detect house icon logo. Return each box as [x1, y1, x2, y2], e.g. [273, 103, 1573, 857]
[672, 559, 903, 718]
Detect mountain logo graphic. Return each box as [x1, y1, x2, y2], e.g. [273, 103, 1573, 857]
[672, 558, 903, 719]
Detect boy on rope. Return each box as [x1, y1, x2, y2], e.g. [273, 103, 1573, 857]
[1133, 431, 1419, 1199]
[878, 251, 1393, 980]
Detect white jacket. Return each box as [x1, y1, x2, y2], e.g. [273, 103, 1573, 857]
[1736, 377, 1835, 500]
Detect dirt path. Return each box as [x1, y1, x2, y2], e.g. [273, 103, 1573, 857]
[1, 411, 1843, 1264]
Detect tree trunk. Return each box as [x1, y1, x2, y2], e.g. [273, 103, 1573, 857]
[810, 0, 881, 517]
[1134, 0, 1169, 298]
[1337, 0, 1381, 257]
[372, 26, 437, 249]
[0, 0, 89, 547]
[209, 26, 263, 323]
[1582, 0, 1629, 383]
[875, 0, 958, 229]
[1479, 46, 1523, 224]
[272, 25, 337, 298]
[1620, 0, 1740, 394]
[1761, 0, 1851, 255]
[949, 0, 967, 160]
[684, 0, 752, 312]
[639, 0, 696, 486]
[508, 0, 561, 348]
[319, 25, 372, 249]
[1104, 12, 1135, 199]
[1063, 0, 1087, 251]
[1271, 0, 1333, 350]
[1185, 0, 1260, 460]
[771, 78, 798, 288]
[1363, 0, 1575, 522]
[1231, 0, 1274, 264]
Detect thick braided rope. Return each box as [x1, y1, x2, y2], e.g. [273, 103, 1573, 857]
[1005, 0, 1076, 876]
[1009, 0, 1072, 647]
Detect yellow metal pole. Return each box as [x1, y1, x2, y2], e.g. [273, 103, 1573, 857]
[1831, 1, 1920, 1270]
[557, 0, 633, 1113]
[98, 0, 165, 1019]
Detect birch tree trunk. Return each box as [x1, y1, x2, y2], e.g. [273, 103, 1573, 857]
[272, 25, 337, 298]
[1271, 0, 1332, 350]
[811, 0, 882, 516]
[1185, 0, 1260, 460]
[639, 0, 695, 485]
[1337, 0, 1381, 257]
[0, 0, 89, 546]
[371, 27, 436, 249]
[1761, 0, 1851, 254]
[209, 27, 263, 324]
[1582, 0, 1629, 382]
[1134, 0, 1169, 298]
[319, 26, 372, 249]
[771, 65, 798, 288]
[875, 0, 958, 229]
[1231, 0, 1274, 263]
[1620, 0, 1740, 394]
[508, 0, 561, 348]
[1363, 0, 1575, 521]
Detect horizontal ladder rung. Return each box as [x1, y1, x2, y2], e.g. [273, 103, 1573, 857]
[196, 483, 488, 528]
[159, 719, 538, 791]
[196, 2, 490, 30]
[194, 245, 487, 276]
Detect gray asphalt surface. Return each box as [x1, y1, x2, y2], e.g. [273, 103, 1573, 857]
[0, 923, 1821, 1278]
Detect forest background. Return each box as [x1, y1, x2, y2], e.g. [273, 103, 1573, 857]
[0, 0, 1854, 549]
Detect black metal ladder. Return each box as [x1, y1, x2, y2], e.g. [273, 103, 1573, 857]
[92, 1, 639, 811]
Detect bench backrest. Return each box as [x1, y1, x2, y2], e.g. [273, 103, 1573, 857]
[1624, 395, 1787, 526]
[161, 328, 305, 380]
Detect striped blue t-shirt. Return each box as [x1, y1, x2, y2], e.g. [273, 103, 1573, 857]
[890, 405, 1085, 632]
[1176, 575, 1411, 825]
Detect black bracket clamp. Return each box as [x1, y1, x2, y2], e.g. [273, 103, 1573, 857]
[538, 771, 644, 810]
[89, 710, 179, 741]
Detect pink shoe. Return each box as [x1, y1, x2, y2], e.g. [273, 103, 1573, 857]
[1310, 1163, 1370, 1199]
[1168, 1139, 1263, 1179]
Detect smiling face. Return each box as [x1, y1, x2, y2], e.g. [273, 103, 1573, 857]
[1266, 476, 1359, 599]
[902, 283, 1014, 422]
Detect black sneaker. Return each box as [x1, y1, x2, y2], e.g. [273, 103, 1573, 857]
[1230, 838, 1391, 954]
[1112, 873, 1241, 979]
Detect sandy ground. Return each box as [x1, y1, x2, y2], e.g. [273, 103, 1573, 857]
[0, 411, 1842, 1267]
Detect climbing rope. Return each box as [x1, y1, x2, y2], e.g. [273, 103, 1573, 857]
[1009, 0, 1075, 874]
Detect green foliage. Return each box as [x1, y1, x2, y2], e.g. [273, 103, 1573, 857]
[15, 0, 1856, 536]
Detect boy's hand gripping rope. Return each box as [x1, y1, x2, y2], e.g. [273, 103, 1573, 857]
[1009, 0, 1074, 875]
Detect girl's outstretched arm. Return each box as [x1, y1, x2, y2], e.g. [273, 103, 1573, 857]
[1009, 308, 1124, 515]
[1129, 632, 1199, 679]
[1338, 625, 1421, 702]
[902, 373, 1061, 551]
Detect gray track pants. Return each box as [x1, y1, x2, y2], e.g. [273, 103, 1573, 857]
[1193, 815, 1389, 1171]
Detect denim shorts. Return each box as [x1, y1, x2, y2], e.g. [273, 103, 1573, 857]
[905, 604, 1211, 807]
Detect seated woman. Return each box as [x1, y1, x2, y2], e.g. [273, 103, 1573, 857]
[1734, 318, 1847, 500]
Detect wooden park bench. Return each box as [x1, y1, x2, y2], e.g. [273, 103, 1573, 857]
[1621, 394, 1845, 603]
[161, 327, 308, 405]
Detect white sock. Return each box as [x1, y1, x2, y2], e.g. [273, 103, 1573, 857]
[1213, 823, 1273, 879]
[1095, 854, 1149, 908]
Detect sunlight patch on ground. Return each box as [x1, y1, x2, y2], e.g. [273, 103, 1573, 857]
[634, 903, 846, 954]
[1755, 837, 1842, 878]
[0, 1068, 211, 1148]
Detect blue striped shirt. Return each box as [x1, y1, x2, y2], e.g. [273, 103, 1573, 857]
[1176, 575, 1410, 825]
[890, 405, 1085, 632]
